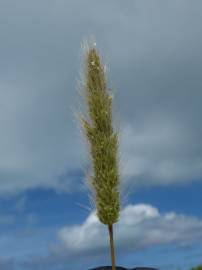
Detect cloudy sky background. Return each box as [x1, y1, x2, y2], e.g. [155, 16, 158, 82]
[0, 0, 202, 269]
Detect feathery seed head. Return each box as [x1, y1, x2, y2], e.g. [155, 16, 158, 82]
[81, 42, 120, 225]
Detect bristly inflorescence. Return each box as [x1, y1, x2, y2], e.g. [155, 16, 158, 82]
[81, 44, 120, 225]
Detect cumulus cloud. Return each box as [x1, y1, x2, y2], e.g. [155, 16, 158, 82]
[7, 203, 202, 270]
[57, 204, 202, 258]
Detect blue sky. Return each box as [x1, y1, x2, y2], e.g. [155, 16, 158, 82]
[0, 1, 202, 269]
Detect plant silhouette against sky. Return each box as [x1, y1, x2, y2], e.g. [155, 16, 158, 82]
[80, 40, 121, 270]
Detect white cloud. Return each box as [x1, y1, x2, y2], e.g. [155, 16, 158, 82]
[119, 121, 202, 190]
[57, 204, 202, 258]
[0, 0, 202, 195]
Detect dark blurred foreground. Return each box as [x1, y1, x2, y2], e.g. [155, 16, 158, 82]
[89, 266, 159, 270]
[88, 264, 202, 270]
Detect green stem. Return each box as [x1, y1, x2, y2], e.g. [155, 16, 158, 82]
[108, 224, 116, 270]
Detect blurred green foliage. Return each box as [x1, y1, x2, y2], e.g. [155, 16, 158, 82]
[191, 266, 202, 270]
